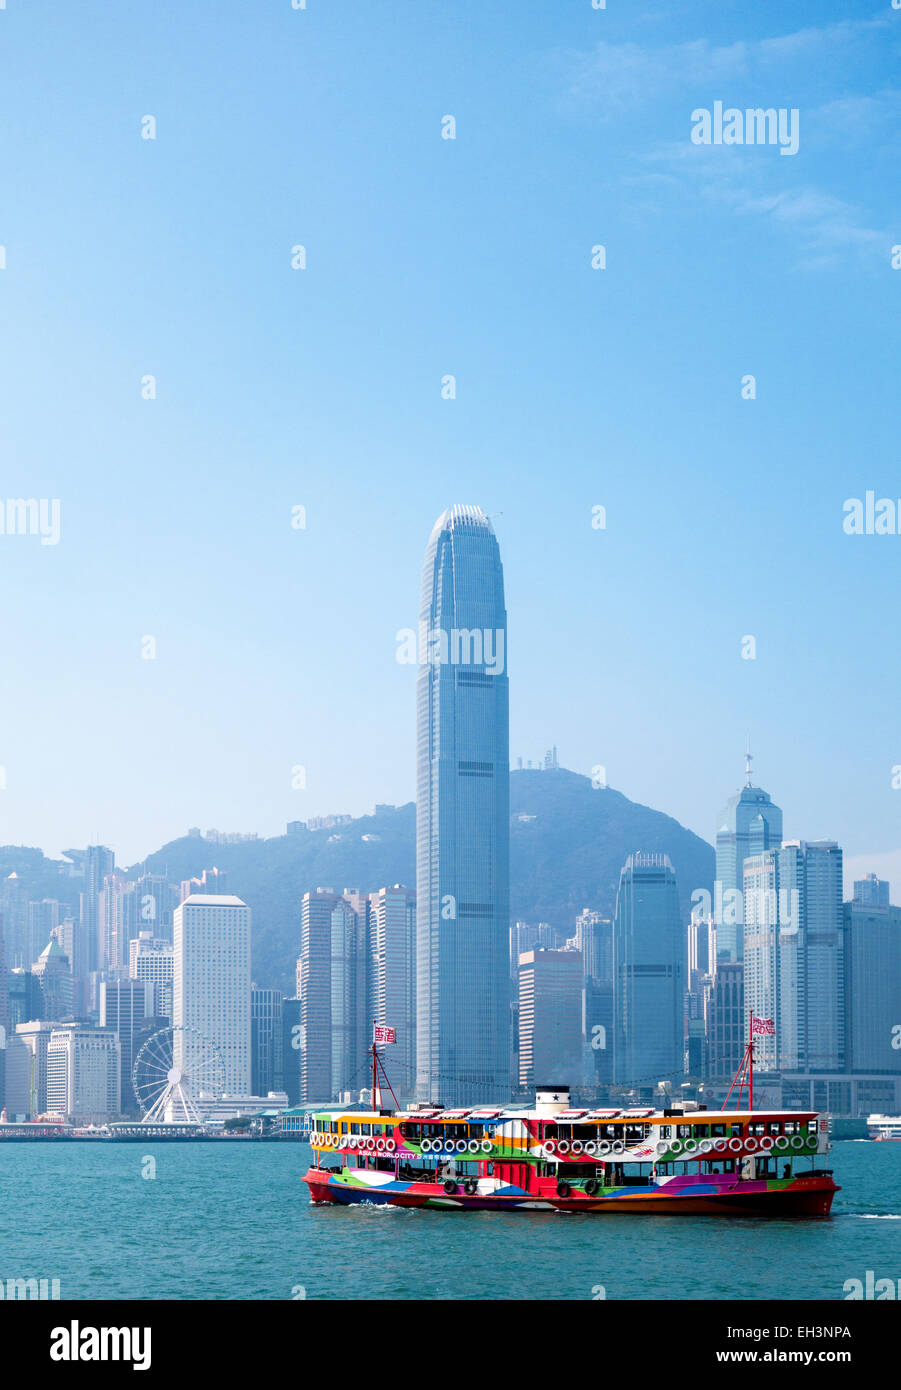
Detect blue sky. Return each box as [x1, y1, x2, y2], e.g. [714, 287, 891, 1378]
[0, 0, 899, 895]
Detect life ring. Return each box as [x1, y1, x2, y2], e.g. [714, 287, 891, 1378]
[775, 1136, 789, 1150]
[584, 1141, 596, 1156]
[759, 1136, 774, 1151]
[699, 1139, 712, 1154]
[467, 1139, 480, 1154]
[656, 1141, 668, 1155]
[729, 1138, 744, 1153]
[481, 1139, 492, 1154]
[571, 1140, 583, 1156]
[670, 1140, 683, 1155]
[420, 1138, 432, 1153]
[745, 1139, 758, 1154]
[556, 1180, 571, 1199]
[557, 1141, 570, 1155]
[611, 1140, 624, 1154]
[714, 1138, 728, 1152]
[338, 1136, 347, 1150]
[543, 1142, 556, 1158]
[598, 1141, 610, 1155]
[791, 1135, 805, 1150]
[455, 1139, 467, 1153]
[385, 1139, 396, 1153]
[376, 1138, 386, 1152]
[683, 1138, 697, 1154]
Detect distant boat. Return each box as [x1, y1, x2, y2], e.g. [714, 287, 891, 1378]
[867, 1114, 901, 1141]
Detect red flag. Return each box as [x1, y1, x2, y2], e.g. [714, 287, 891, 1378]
[374, 1024, 396, 1045]
[751, 1017, 775, 1036]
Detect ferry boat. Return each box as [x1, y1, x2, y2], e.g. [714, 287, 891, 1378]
[302, 1027, 839, 1216]
[867, 1114, 901, 1141]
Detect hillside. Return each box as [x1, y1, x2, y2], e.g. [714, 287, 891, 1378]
[1, 770, 715, 992]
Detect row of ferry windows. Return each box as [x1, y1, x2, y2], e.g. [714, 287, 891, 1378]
[311, 1118, 817, 1139]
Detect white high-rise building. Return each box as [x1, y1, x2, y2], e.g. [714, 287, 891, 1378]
[173, 894, 251, 1095]
[46, 1027, 121, 1120]
[129, 930, 175, 1018]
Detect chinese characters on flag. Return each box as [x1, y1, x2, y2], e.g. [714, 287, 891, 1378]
[751, 1017, 775, 1036]
[374, 1025, 396, 1045]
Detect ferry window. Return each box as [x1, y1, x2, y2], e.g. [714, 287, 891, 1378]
[660, 1125, 671, 1139]
[677, 1124, 691, 1138]
[693, 1125, 709, 1138]
[544, 1124, 558, 1139]
[361, 1123, 371, 1135]
[767, 1121, 782, 1136]
[785, 1120, 799, 1135]
[807, 1120, 817, 1135]
[730, 1123, 743, 1137]
[750, 1122, 765, 1137]
[711, 1124, 726, 1138]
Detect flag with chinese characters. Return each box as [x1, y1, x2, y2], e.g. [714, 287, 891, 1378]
[751, 1017, 775, 1036]
[374, 1024, 396, 1045]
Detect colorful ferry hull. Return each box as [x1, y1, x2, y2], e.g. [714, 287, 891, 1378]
[302, 1098, 839, 1217]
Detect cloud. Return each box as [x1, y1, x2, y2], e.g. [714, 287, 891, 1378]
[561, 18, 895, 115]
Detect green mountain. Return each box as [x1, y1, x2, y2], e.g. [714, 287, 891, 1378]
[1, 769, 715, 992]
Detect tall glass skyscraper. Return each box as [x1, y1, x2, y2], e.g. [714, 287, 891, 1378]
[415, 505, 510, 1105]
[612, 853, 683, 1089]
[715, 749, 783, 962]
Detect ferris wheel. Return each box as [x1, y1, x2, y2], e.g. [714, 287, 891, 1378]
[132, 1025, 225, 1124]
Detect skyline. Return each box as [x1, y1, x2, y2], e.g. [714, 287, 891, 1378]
[0, 1, 898, 885]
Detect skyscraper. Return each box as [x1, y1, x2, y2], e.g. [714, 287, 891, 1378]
[517, 948, 583, 1090]
[612, 853, 683, 1089]
[714, 749, 782, 961]
[173, 894, 251, 1096]
[843, 889, 901, 1074]
[743, 840, 844, 1073]
[298, 889, 367, 1103]
[415, 505, 510, 1106]
[368, 886, 417, 1100]
[853, 873, 890, 909]
[79, 845, 115, 977]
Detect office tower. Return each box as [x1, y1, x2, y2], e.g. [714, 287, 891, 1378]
[368, 886, 416, 1100]
[612, 853, 683, 1089]
[173, 895, 251, 1095]
[743, 841, 844, 1073]
[79, 845, 115, 977]
[0, 915, 6, 1108]
[714, 749, 782, 961]
[853, 873, 890, 909]
[31, 939, 73, 1021]
[843, 893, 901, 1073]
[1, 873, 27, 968]
[26, 900, 60, 968]
[98, 873, 134, 975]
[416, 505, 510, 1106]
[706, 961, 745, 1078]
[6, 968, 43, 1029]
[251, 987, 284, 1096]
[46, 1027, 120, 1121]
[8, 1022, 58, 1117]
[132, 872, 177, 941]
[572, 909, 613, 986]
[281, 998, 302, 1106]
[100, 979, 154, 1114]
[509, 921, 559, 979]
[129, 931, 175, 1019]
[298, 889, 366, 1102]
[179, 867, 228, 904]
[517, 948, 583, 1090]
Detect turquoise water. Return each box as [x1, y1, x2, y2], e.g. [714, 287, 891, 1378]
[0, 1141, 897, 1300]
